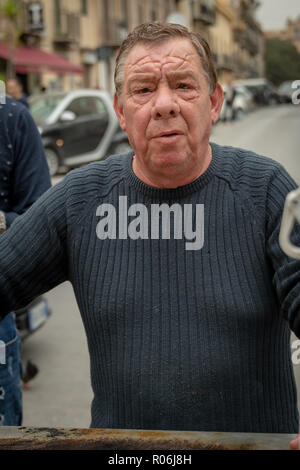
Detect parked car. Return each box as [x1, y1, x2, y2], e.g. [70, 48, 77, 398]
[278, 80, 296, 103]
[233, 78, 281, 106]
[219, 84, 255, 121]
[29, 89, 131, 176]
[15, 296, 51, 341]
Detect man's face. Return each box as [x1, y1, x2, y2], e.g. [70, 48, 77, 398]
[114, 38, 223, 180]
[7, 79, 21, 99]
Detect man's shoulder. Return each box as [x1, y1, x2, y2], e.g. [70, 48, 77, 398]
[0, 96, 35, 142]
[212, 142, 283, 172]
[29, 152, 132, 226]
[0, 97, 28, 158]
[0, 96, 28, 121]
[61, 151, 132, 199]
[211, 142, 286, 190]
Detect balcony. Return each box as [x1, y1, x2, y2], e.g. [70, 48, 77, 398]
[192, 1, 216, 26]
[234, 29, 259, 55]
[240, 1, 260, 31]
[53, 12, 80, 48]
[102, 21, 128, 47]
[233, 18, 247, 34]
[17, 2, 44, 44]
[214, 53, 235, 71]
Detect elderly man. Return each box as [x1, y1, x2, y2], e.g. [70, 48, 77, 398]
[0, 23, 300, 444]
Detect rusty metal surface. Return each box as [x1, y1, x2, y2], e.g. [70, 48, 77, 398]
[0, 427, 296, 450]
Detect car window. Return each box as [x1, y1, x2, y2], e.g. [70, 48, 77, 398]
[29, 94, 67, 124]
[66, 97, 108, 118]
[279, 82, 293, 93]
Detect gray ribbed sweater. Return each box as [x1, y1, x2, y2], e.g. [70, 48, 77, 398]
[1, 142, 300, 433]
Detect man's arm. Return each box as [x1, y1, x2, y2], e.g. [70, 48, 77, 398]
[264, 165, 300, 449]
[4, 105, 51, 227]
[266, 165, 300, 337]
[0, 179, 68, 319]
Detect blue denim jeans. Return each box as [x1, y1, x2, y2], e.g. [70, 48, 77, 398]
[0, 313, 23, 426]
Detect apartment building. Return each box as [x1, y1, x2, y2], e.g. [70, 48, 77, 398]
[166, 0, 264, 82]
[97, 0, 177, 93]
[209, 0, 264, 82]
[0, 0, 264, 94]
[0, 0, 178, 93]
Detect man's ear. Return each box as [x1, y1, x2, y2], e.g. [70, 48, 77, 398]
[210, 83, 224, 124]
[113, 93, 126, 131]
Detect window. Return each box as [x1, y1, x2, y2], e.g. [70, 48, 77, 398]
[150, 9, 156, 21]
[30, 94, 67, 125]
[138, 2, 143, 24]
[66, 97, 107, 118]
[54, 0, 61, 35]
[81, 0, 88, 15]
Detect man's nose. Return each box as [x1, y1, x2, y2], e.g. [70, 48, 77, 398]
[151, 85, 180, 120]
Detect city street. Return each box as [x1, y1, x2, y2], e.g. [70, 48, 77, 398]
[21, 103, 300, 428]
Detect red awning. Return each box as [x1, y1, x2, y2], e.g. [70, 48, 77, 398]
[0, 43, 84, 75]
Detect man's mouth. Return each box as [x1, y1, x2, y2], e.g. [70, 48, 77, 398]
[153, 130, 183, 139]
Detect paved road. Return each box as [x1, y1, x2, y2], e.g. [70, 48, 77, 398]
[21, 103, 300, 428]
[211, 104, 300, 185]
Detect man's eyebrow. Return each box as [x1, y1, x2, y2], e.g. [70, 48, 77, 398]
[127, 73, 158, 85]
[166, 70, 198, 81]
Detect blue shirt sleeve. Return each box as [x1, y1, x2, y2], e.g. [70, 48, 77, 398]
[4, 104, 51, 227]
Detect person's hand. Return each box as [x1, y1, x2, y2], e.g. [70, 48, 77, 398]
[290, 435, 300, 449]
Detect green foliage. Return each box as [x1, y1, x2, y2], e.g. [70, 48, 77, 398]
[265, 38, 300, 86]
[0, 0, 19, 18]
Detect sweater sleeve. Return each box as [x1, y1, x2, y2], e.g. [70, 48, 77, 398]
[265, 164, 300, 337]
[0, 177, 69, 319]
[4, 104, 51, 227]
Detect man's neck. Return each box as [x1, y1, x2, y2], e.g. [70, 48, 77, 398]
[131, 146, 212, 189]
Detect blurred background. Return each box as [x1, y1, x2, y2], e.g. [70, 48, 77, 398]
[0, 0, 300, 429]
[0, 0, 299, 95]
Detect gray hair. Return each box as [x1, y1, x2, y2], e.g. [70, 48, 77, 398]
[114, 22, 218, 98]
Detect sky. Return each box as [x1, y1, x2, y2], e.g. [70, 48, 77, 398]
[256, 0, 300, 31]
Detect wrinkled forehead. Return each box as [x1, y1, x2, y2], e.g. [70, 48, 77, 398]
[124, 38, 203, 78]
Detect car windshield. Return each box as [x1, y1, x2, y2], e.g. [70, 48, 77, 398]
[29, 94, 67, 125]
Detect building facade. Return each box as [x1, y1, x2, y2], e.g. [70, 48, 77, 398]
[0, 0, 264, 94]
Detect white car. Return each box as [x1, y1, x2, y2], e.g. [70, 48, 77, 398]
[233, 78, 281, 106]
[278, 80, 296, 104]
[219, 84, 255, 122]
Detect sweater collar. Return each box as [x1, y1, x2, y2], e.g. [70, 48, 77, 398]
[125, 142, 220, 200]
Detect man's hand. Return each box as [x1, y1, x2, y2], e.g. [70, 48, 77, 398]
[290, 435, 300, 449]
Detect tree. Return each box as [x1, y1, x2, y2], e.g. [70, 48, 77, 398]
[265, 38, 300, 86]
[0, 0, 20, 79]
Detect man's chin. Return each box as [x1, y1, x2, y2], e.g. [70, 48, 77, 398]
[149, 151, 188, 169]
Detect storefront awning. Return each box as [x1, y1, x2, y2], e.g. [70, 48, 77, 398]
[0, 43, 84, 75]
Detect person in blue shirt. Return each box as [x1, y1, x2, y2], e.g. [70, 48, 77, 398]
[0, 96, 51, 425]
[6, 78, 29, 109]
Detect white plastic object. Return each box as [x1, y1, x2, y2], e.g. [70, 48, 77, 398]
[279, 187, 300, 259]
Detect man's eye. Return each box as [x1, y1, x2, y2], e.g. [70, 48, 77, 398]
[177, 83, 190, 89]
[137, 87, 152, 94]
